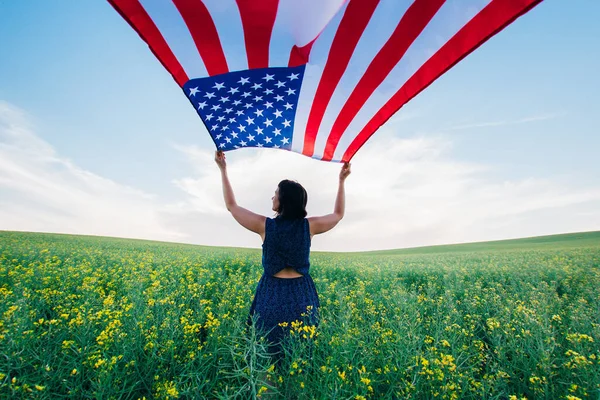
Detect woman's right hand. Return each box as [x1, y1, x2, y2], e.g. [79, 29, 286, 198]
[339, 162, 351, 181]
[215, 150, 227, 170]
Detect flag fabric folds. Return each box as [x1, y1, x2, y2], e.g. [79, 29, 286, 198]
[109, 0, 542, 162]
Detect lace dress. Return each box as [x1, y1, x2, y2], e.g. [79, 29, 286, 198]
[246, 216, 320, 360]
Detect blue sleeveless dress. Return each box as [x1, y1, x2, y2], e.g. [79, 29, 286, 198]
[247, 216, 320, 353]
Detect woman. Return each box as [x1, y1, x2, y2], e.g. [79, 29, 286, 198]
[214, 150, 351, 366]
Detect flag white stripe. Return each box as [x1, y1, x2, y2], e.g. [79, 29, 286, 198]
[291, 1, 348, 154]
[202, 0, 249, 74]
[268, 2, 300, 68]
[140, 0, 208, 79]
[330, 0, 493, 161]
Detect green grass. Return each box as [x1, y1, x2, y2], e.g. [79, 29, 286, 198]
[0, 230, 599, 399]
[357, 231, 600, 255]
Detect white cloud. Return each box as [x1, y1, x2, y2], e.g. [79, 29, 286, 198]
[0, 101, 184, 241]
[445, 112, 565, 131]
[1, 101, 598, 252]
[171, 133, 600, 251]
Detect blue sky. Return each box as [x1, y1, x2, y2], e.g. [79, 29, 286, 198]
[1, 1, 599, 251]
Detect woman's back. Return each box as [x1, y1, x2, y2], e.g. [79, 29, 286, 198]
[262, 216, 311, 277]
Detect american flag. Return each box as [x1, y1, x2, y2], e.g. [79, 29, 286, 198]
[109, 0, 542, 162]
[184, 66, 304, 151]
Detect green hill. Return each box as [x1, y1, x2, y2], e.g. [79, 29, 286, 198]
[1, 230, 599, 256]
[356, 231, 600, 255]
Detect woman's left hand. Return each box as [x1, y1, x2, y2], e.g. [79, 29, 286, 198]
[215, 150, 227, 170]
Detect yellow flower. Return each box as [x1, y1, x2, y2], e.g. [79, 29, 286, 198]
[71, 369, 78, 375]
[258, 386, 268, 397]
[35, 385, 45, 391]
[338, 371, 346, 380]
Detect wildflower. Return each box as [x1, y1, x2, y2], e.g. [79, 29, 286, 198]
[258, 386, 268, 397]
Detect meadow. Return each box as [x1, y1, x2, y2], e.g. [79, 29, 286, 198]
[0, 230, 598, 399]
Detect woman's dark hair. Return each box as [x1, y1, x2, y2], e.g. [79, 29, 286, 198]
[276, 179, 307, 219]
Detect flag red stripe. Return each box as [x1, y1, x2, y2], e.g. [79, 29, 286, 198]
[172, 0, 228, 76]
[108, 0, 189, 86]
[321, 0, 444, 161]
[341, 0, 542, 162]
[301, 0, 380, 157]
[288, 40, 315, 68]
[236, 0, 279, 69]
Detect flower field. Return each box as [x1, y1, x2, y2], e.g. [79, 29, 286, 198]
[1, 230, 599, 399]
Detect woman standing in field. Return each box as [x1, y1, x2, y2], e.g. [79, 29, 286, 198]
[214, 150, 351, 366]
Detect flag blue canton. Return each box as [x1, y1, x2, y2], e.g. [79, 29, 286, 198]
[184, 65, 305, 151]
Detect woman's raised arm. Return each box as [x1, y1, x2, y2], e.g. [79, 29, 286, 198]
[215, 151, 266, 236]
[308, 162, 351, 236]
